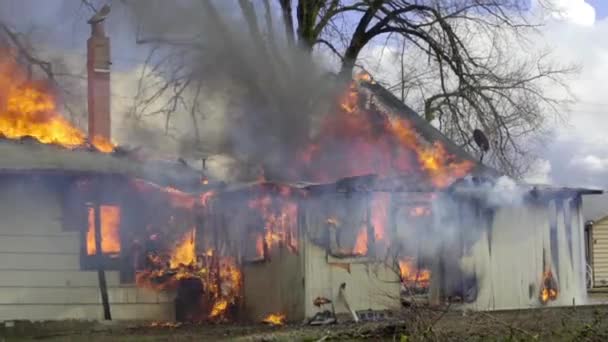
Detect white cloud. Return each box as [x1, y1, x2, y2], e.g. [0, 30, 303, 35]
[547, 0, 596, 26]
[570, 155, 608, 173]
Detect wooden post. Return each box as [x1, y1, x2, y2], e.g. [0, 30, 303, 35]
[94, 203, 112, 320]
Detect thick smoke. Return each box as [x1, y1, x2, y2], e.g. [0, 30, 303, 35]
[121, 0, 340, 182]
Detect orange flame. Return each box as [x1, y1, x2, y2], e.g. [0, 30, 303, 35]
[86, 205, 121, 255]
[0, 55, 114, 152]
[208, 299, 228, 319]
[399, 258, 431, 288]
[409, 206, 431, 217]
[248, 192, 298, 254]
[262, 313, 286, 326]
[170, 229, 196, 269]
[540, 270, 558, 303]
[353, 227, 368, 256]
[371, 193, 390, 242]
[294, 80, 473, 188]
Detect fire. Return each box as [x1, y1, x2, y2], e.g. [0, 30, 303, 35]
[170, 229, 196, 269]
[262, 313, 286, 326]
[150, 321, 182, 328]
[409, 206, 431, 217]
[399, 258, 431, 288]
[353, 227, 368, 256]
[294, 80, 473, 188]
[86, 205, 121, 255]
[208, 299, 228, 319]
[540, 270, 558, 303]
[0, 55, 114, 152]
[248, 192, 298, 254]
[371, 193, 389, 242]
[355, 71, 375, 84]
[135, 212, 242, 322]
[391, 120, 473, 188]
[200, 191, 215, 207]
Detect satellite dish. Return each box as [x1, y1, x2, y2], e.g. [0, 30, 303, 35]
[473, 129, 489, 163]
[473, 129, 490, 152]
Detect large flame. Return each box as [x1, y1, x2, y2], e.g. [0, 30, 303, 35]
[0, 55, 113, 152]
[294, 77, 473, 187]
[134, 186, 241, 322]
[86, 205, 121, 255]
[247, 189, 298, 256]
[170, 228, 196, 269]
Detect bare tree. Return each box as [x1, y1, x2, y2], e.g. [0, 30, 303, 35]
[107, 0, 573, 177]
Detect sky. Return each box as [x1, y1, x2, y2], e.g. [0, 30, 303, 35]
[522, 0, 608, 189]
[2, 0, 608, 188]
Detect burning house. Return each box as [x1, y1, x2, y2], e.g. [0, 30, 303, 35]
[0, 9, 601, 323]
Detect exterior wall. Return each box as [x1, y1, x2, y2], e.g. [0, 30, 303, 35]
[462, 197, 587, 310]
[0, 178, 174, 321]
[241, 245, 304, 322]
[591, 217, 608, 287]
[302, 240, 401, 319]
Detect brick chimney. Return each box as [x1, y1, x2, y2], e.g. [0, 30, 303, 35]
[87, 12, 111, 141]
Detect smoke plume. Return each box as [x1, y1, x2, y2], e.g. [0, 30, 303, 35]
[122, 0, 339, 182]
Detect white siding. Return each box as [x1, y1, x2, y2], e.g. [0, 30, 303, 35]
[303, 240, 400, 318]
[592, 218, 608, 287]
[242, 245, 304, 322]
[464, 198, 586, 310]
[0, 178, 175, 321]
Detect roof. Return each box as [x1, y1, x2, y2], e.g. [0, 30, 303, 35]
[0, 139, 204, 191]
[362, 82, 501, 178]
[448, 176, 602, 203]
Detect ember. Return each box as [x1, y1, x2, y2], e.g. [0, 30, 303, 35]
[0, 54, 114, 152]
[262, 313, 286, 326]
[149, 321, 182, 328]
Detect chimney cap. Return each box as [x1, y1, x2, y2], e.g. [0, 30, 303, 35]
[88, 4, 111, 24]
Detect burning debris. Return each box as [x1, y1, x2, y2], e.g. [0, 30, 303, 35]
[262, 313, 286, 326]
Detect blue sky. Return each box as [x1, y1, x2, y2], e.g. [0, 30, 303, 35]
[588, 0, 608, 19]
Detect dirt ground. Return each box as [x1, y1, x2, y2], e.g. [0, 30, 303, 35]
[2, 304, 608, 341]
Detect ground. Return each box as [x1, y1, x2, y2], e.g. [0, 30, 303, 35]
[3, 303, 608, 341]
